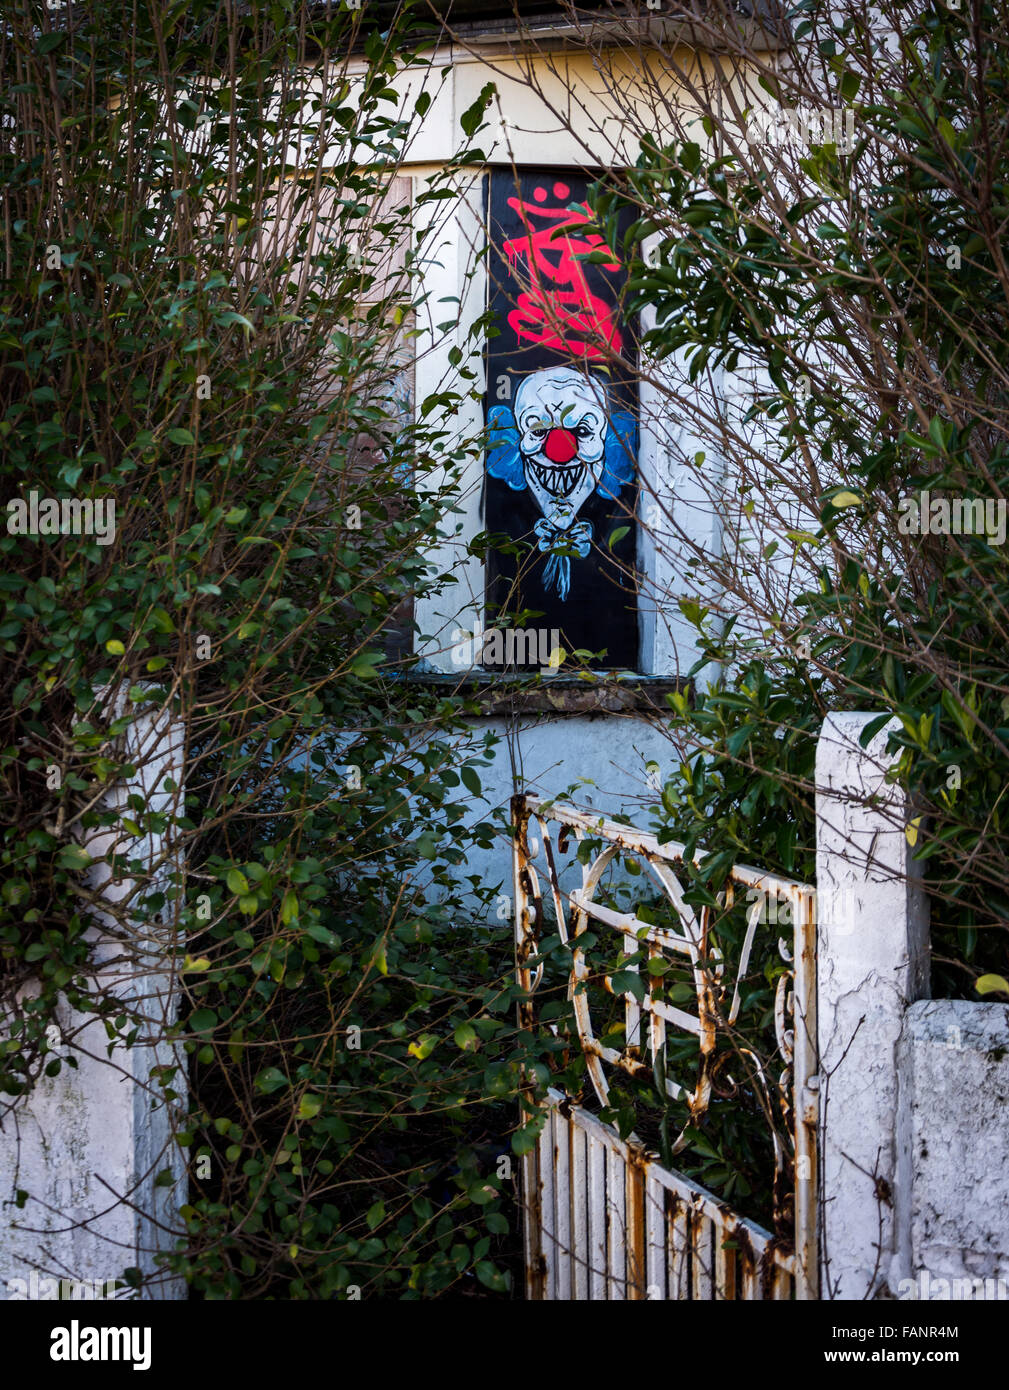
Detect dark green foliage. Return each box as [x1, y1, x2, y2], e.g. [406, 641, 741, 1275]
[588, 0, 1009, 996]
[0, 0, 547, 1297]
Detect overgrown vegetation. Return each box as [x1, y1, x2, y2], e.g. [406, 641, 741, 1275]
[0, 0, 551, 1298]
[460, 0, 1009, 1237]
[6, 0, 1009, 1301]
[507, 0, 1009, 997]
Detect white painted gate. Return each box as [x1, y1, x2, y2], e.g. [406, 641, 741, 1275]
[512, 794, 818, 1300]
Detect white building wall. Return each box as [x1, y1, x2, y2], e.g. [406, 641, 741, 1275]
[896, 1000, 1009, 1297]
[0, 706, 186, 1301]
[816, 713, 1009, 1302]
[444, 711, 678, 905]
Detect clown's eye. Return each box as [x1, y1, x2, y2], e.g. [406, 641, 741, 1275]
[575, 425, 593, 438]
[530, 427, 546, 438]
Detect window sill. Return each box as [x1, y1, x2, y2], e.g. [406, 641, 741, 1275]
[398, 669, 689, 716]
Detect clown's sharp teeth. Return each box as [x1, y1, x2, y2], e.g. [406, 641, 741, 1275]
[531, 460, 586, 499]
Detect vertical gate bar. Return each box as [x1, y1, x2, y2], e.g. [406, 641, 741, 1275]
[571, 1118, 589, 1300]
[511, 792, 533, 1036]
[553, 1107, 572, 1300]
[623, 930, 642, 1054]
[739, 1248, 759, 1300]
[792, 885, 819, 1300]
[715, 1230, 737, 1300]
[644, 1171, 667, 1300]
[625, 1153, 647, 1299]
[606, 1143, 626, 1299]
[691, 1205, 714, 1300]
[667, 1194, 690, 1298]
[647, 939, 666, 1080]
[539, 1108, 557, 1300]
[512, 793, 540, 1300]
[521, 1142, 544, 1300]
[772, 1259, 793, 1300]
[647, 928, 667, 1300]
[588, 1132, 607, 1300]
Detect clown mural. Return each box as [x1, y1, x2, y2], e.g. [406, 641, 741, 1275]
[484, 169, 639, 667]
[487, 367, 636, 601]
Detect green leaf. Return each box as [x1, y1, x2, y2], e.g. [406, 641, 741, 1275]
[609, 969, 645, 1003]
[511, 1125, 538, 1157]
[678, 598, 708, 630]
[226, 868, 250, 896]
[460, 82, 494, 138]
[414, 832, 439, 860]
[936, 117, 957, 147]
[349, 650, 384, 679]
[407, 1033, 438, 1061]
[255, 1067, 288, 1095]
[56, 844, 93, 871]
[475, 1261, 509, 1292]
[727, 723, 757, 758]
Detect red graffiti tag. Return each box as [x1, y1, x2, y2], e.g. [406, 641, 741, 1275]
[503, 181, 623, 361]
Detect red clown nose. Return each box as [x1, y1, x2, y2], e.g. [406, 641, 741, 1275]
[543, 427, 579, 464]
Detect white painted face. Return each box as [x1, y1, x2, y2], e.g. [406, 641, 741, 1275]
[513, 368, 608, 529]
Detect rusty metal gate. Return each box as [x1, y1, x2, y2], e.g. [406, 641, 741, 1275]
[512, 794, 818, 1300]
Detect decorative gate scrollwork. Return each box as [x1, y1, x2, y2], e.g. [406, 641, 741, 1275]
[512, 793, 819, 1300]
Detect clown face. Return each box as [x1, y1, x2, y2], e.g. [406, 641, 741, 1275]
[513, 368, 609, 530]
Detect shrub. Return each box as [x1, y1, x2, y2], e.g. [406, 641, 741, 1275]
[0, 0, 545, 1297]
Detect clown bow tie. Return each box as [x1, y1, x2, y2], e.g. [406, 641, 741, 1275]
[533, 518, 593, 601]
